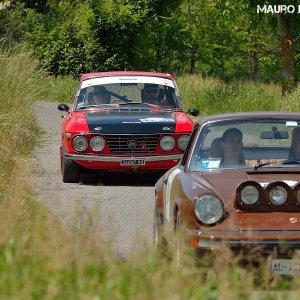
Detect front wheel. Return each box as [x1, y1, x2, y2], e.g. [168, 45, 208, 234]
[174, 212, 183, 268]
[61, 154, 81, 183]
[153, 201, 162, 246]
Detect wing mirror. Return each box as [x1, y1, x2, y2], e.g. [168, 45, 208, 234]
[187, 108, 199, 117]
[58, 104, 70, 112]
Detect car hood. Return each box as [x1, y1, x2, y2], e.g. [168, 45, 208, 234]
[85, 110, 179, 134]
[190, 169, 300, 231]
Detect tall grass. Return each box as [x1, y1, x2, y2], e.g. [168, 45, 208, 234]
[0, 49, 41, 197]
[35, 75, 77, 102]
[1, 52, 300, 298]
[177, 75, 300, 115]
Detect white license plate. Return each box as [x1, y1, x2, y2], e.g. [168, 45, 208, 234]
[121, 159, 145, 166]
[272, 259, 300, 275]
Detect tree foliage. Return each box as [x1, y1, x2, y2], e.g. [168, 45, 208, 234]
[1, 0, 299, 85]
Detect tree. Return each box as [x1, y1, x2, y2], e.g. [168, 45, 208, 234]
[249, 0, 300, 94]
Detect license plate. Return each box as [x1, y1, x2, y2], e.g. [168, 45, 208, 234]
[271, 259, 300, 275]
[121, 159, 145, 166]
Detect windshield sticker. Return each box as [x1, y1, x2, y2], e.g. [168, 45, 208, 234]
[200, 159, 221, 169]
[81, 76, 175, 89]
[286, 121, 298, 127]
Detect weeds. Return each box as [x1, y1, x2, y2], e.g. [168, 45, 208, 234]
[1, 50, 300, 298]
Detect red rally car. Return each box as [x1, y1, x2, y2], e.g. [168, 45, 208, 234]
[58, 71, 199, 183]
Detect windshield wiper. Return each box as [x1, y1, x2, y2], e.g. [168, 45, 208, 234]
[282, 160, 300, 165]
[254, 160, 300, 170]
[77, 105, 101, 109]
[119, 102, 142, 105]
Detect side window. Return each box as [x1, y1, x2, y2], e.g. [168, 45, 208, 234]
[76, 87, 87, 108]
[180, 124, 199, 167]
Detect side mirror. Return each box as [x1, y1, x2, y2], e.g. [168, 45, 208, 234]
[187, 108, 199, 117]
[58, 104, 70, 112]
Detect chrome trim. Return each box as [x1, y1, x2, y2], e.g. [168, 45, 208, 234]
[186, 229, 300, 249]
[64, 153, 182, 162]
[187, 229, 300, 236]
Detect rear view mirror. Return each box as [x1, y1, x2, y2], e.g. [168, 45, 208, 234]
[260, 130, 289, 139]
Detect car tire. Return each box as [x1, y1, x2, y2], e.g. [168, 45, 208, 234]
[154, 200, 162, 246]
[61, 155, 81, 183]
[174, 212, 183, 268]
[153, 199, 169, 256]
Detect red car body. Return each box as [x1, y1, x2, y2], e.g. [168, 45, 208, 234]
[58, 71, 199, 183]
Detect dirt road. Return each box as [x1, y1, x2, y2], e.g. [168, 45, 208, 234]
[30, 102, 157, 258]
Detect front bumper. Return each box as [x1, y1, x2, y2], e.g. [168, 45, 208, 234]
[187, 229, 300, 255]
[64, 153, 182, 171]
[65, 153, 182, 162]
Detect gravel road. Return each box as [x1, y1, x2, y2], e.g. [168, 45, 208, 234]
[30, 102, 158, 258]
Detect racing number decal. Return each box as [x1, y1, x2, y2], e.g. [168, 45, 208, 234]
[165, 168, 182, 223]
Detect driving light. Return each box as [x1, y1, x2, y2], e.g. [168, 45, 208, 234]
[194, 195, 224, 225]
[90, 136, 105, 151]
[160, 136, 175, 151]
[269, 186, 287, 205]
[241, 185, 259, 205]
[177, 135, 190, 150]
[73, 136, 88, 151]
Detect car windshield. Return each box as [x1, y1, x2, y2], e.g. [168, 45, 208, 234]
[189, 119, 300, 171]
[75, 76, 182, 110]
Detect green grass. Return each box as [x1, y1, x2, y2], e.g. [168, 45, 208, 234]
[35, 75, 77, 102]
[1, 49, 300, 298]
[177, 75, 300, 115]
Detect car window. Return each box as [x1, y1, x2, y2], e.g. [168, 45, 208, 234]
[75, 77, 182, 109]
[189, 119, 300, 171]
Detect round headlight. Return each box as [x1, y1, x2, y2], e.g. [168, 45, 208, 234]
[241, 185, 259, 205]
[160, 136, 175, 151]
[177, 135, 190, 150]
[73, 136, 88, 151]
[269, 186, 287, 205]
[194, 195, 224, 225]
[90, 136, 105, 151]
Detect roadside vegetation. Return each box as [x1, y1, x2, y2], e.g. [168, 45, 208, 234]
[1, 48, 300, 298]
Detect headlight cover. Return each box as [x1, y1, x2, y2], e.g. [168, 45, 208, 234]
[73, 136, 88, 151]
[241, 185, 259, 205]
[90, 136, 105, 151]
[195, 195, 224, 225]
[269, 186, 287, 205]
[177, 135, 190, 150]
[160, 135, 175, 151]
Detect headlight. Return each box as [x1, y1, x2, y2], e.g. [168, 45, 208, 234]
[241, 185, 259, 205]
[269, 186, 287, 205]
[73, 136, 88, 151]
[194, 195, 224, 225]
[160, 136, 175, 151]
[90, 136, 105, 151]
[177, 135, 190, 150]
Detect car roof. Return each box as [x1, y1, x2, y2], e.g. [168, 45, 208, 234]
[80, 71, 175, 81]
[197, 112, 300, 125]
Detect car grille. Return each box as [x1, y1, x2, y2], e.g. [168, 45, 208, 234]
[106, 134, 159, 154]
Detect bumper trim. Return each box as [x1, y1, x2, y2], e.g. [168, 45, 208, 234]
[187, 229, 300, 249]
[187, 229, 300, 236]
[64, 153, 182, 162]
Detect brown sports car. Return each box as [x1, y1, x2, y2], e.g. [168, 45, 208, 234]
[154, 112, 300, 275]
